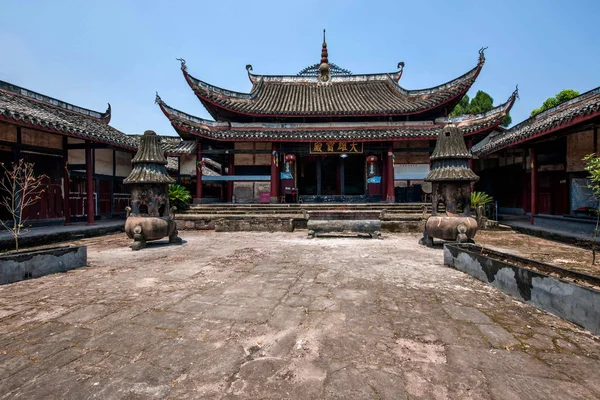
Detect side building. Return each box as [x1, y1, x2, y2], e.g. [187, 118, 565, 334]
[0, 80, 199, 225]
[472, 87, 600, 234]
[157, 33, 516, 204]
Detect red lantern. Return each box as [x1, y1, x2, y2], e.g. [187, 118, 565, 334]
[285, 154, 296, 162]
[366, 155, 378, 163]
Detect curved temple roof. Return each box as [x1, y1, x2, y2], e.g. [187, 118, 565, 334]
[179, 49, 486, 120]
[156, 88, 516, 143]
[0, 80, 200, 157]
[473, 86, 600, 156]
[0, 80, 136, 150]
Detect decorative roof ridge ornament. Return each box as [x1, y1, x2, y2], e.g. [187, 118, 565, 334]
[297, 63, 351, 77]
[155, 92, 163, 104]
[246, 64, 256, 84]
[176, 58, 187, 72]
[512, 84, 520, 100]
[100, 103, 111, 124]
[391, 62, 405, 83]
[318, 29, 331, 83]
[478, 47, 488, 65]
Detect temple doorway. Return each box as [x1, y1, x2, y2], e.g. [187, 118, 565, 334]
[297, 154, 365, 197]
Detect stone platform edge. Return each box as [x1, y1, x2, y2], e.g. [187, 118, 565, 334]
[443, 243, 600, 336]
[0, 223, 124, 251]
[0, 245, 87, 285]
[174, 214, 425, 233]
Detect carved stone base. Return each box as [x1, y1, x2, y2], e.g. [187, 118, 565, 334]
[419, 228, 434, 247]
[169, 229, 182, 244]
[131, 232, 146, 251]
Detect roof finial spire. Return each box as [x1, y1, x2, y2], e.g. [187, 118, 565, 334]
[319, 29, 330, 82]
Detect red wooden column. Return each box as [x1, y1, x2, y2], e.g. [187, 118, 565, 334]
[227, 155, 234, 203]
[195, 142, 203, 202]
[62, 136, 71, 225]
[386, 144, 395, 202]
[467, 138, 473, 169]
[380, 155, 386, 200]
[530, 148, 537, 225]
[85, 142, 95, 225]
[270, 143, 280, 203]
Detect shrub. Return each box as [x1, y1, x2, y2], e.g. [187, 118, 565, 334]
[168, 184, 191, 211]
[471, 191, 494, 209]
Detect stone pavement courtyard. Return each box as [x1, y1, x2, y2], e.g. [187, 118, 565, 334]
[1, 232, 599, 399]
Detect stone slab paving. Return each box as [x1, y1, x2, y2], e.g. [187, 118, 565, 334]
[0, 232, 599, 399]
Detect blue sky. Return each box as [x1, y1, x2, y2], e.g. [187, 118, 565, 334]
[1, 0, 598, 136]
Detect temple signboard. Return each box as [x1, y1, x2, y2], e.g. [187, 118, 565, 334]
[309, 141, 363, 154]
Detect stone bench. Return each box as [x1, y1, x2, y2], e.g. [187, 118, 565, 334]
[306, 210, 383, 239]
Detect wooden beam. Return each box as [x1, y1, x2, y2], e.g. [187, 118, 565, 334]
[66, 143, 109, 150]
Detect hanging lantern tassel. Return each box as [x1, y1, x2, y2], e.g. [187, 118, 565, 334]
[273, 151, 279, 167]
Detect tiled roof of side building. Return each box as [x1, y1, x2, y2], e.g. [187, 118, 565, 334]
[472, 86, 600, 156]
[0, 80, 137, 151]
[180, 49, 486, 120]
[129, 134, 199, 156]
[156, 89, 516, 142]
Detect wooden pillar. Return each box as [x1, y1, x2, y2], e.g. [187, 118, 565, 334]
[340, 156, 345, 196]
[14, 126, 22, 161]
[467, 138, 473, 169]
[63, 136, 71, 225]
[85, 142, 95, 225]
[530, 148, 537, 225]
[380, 155, 386, 200]
[176, 156, 181, 185]
[227, 155, 234, 203]
[110, 149, 116, 217]
[387, 144, 395, 203]
[316, 157, 322, 196]
[270, 143, 279, 202]
[196, 142, 203, 201]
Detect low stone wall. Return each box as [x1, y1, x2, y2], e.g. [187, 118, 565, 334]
[175, 214, 423, 234]
[175, 215, 298, 232]
[444, 243, 600, 336]
[0, 246, 87, 285]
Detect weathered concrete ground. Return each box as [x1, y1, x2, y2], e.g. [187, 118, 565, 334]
[1, 232, 599, 399]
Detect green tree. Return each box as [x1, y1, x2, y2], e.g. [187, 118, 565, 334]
[450, 95, 470, 117]
[450, 90, 512, 127]
[530, 89, 580, 117]
[468, 91, 494, 114]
